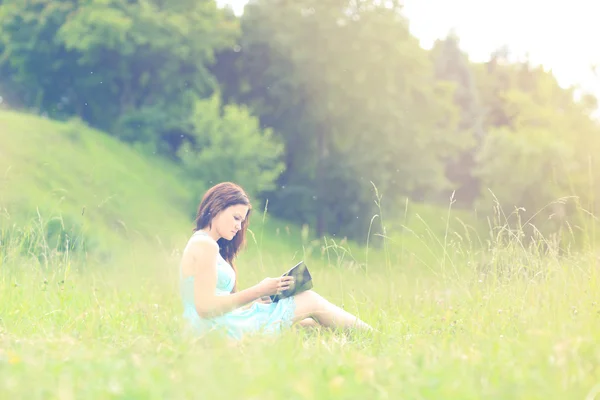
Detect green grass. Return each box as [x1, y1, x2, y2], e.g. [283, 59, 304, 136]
[1, 110, 599, 398]
[1, 218, 598, 399]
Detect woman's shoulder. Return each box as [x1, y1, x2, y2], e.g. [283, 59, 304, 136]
[185, 232, 219, 255]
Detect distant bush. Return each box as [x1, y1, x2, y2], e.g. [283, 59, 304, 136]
[0, 213, 96, 268]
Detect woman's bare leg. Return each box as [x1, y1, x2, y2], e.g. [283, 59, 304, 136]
[293, 317, 321, 333]
[298, 317, 319, 328]
[292, 290, 372, 332]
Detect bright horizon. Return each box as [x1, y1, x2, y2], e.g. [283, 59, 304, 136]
[216, 0, 600, 104]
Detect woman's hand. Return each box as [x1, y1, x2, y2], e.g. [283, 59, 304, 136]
[258, 276, 295, 297]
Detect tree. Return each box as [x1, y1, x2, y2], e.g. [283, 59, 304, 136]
[219, 0, 460, 240]
[431, 32, 484, 206]
[178, 95, 285, 202]
[473, 58, 600, 239]
[0, 0, 237, 156]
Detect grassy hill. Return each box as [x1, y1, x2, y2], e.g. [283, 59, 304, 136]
[0, 110, 312, 268]
[0, 108, 481, 272]
[0, 109, 202, 254]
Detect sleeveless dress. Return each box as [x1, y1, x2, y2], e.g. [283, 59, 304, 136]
[180, 231, 297, 340]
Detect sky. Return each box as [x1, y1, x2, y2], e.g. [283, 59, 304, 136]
[216, 0, 600, 101]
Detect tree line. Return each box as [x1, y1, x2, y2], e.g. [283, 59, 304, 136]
[1, 0, 599, 242]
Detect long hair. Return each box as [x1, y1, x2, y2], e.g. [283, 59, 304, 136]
[192, 182, 252, 292]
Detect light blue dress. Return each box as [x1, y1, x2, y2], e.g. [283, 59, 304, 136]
[180, 232, 297, 340]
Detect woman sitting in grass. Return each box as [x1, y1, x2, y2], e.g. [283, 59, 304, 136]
[179, 182, 373, 340]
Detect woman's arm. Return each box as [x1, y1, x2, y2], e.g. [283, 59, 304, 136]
[181, 236, 291, 318]
[181, 237, 262, 317]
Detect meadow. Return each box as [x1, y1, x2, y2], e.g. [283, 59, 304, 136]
[1, 110, 599, 399]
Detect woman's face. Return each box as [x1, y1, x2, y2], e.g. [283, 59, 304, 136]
[212, 204, 249, 241]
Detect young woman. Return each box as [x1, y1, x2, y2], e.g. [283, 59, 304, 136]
[179, 182, 373, 340]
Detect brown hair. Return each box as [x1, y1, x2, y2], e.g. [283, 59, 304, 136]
[193, 182, 252, 292]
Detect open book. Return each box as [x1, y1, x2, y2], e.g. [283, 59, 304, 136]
[269, 261, 313, 302]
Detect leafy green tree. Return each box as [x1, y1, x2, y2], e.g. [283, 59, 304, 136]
[0, 0, 237, 156]
[431, 32, 484, 206]
[178, 95, 285, 201]
[221, 0, 460, 239]
[473, 57, 600, 237]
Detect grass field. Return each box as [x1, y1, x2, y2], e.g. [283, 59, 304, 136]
[1, 110, 599, 399]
